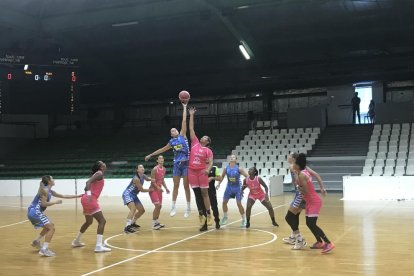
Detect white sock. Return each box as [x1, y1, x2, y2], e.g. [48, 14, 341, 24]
[96, 234, 103, 246]
[75, 232, 83, 241]
[295, 233, 303, 241]
[223, 212, 228, 218]
[35, 235, 44, 242]
[126, 219, 132, 227]
[187, 202, 191, 209]
[152, 220, 157, 225]
[42, 242, 49, 250]
[172, 201, 176, 208]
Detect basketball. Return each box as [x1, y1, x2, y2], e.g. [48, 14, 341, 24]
[178, 90, 190, 104]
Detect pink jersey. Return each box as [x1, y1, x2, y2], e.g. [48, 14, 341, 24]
[189, 136, 213, 170]
[88, 171, 104, 198]
[301, 169, 321, 205]
[245, 176, 265, 197]
[154, 165, 166, 188]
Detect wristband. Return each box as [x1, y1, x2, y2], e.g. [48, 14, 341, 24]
[86, 191, 91, 196]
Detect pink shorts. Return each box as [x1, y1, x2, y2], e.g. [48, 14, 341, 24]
[248, 192, 266, 202]
[149, 190, 163, 205]
[305, 201, 322, 217]
[188, 168, 209, 189]
[81, 194, 102, 216]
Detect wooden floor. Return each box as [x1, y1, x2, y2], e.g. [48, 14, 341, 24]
[0, 194, 413, 276]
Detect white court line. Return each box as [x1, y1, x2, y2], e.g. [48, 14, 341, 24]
[83, 203, 286, 276]
[105, 228, 277, 253]
[0, 204, 27, 209]
[0, 220, 28, 229]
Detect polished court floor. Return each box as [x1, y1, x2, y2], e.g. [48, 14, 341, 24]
[0, 193, 413, 275]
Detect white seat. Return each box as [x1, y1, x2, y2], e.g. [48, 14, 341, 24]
[365, 159, 374, 167]
[260, 168, 270, 175]
[387, 152, 397, 159]
[367, 152, 376, 159]
[375, 159, 385, 166]
[362, 166, 372, 176]
[273, 161, 282, 169]
[264, 161, 273, 168]
[255, 162, 264, 169]
[378, 146, 388, 152]
[383, 166, 394, 176]
[407, 159, 414, 166]
[296, 128, 304, 134]
[396, 159, 406, 167]
[377, 152, 387, 159]
[406, 166, 414, 176]
[313, 128, 321, 134]
[372, 166, 383, 176]
[305, 128, 313, 133]
[269, 168, 278, 176]
[385, 159, 395, 167]
[394, 166, 406, 176]
[221, 162, 229, 169]
[278, 168, 288, 175]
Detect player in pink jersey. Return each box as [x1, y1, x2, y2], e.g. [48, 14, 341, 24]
[188, 107, 214, 231]
[71, 161, 111, 253]
[150, 155, 170, 230]
[294, 153, 335, 253]
[242, 167, 279, 229]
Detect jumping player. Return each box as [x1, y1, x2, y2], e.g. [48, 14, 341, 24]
[188, 107, 214, 231]
[145, 103, 191, 218]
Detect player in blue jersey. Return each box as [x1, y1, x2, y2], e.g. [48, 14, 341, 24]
[122, 164, 153, 233]
[145, 102, 191, 218]
[27, 175, 81, 257]
[216, 154, 249, 227]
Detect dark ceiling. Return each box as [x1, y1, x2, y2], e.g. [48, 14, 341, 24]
[1, 0, 414, 102]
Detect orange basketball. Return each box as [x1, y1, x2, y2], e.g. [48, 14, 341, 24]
[178, 90, 190, 104]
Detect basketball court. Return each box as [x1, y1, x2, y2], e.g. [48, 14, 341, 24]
[1, 194, 413, 275]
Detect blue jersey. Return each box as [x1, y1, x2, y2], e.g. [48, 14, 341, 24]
[226, 165, 241, 186]
[28, 187, 52, 213]
[123, 174, 145, 195]
[169, 134, 189, 162]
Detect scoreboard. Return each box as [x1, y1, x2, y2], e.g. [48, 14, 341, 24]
[0, 53, 79, 115]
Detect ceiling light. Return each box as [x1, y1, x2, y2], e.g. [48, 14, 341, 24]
[237, 5, 249, 9]
[111, 21, 138, 27]
[239, 44, 251, 60]
[23, 64, 29, 70]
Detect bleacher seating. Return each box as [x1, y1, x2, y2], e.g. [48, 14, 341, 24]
[362, 123, 413, 176]
[0, 126, 248, 179]
[228, 127, 320, 178]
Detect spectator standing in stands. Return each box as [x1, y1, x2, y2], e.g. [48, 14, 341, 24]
[368, 99, 375, 124]
[351, 92, 361, 124]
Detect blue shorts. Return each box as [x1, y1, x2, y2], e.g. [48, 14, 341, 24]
[173, 160, 188, 177]
[122, 192, 141, 206]
[223, 185, 242, 201]
[290, 191, 306, 209]
[27, 208, 50, 229]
